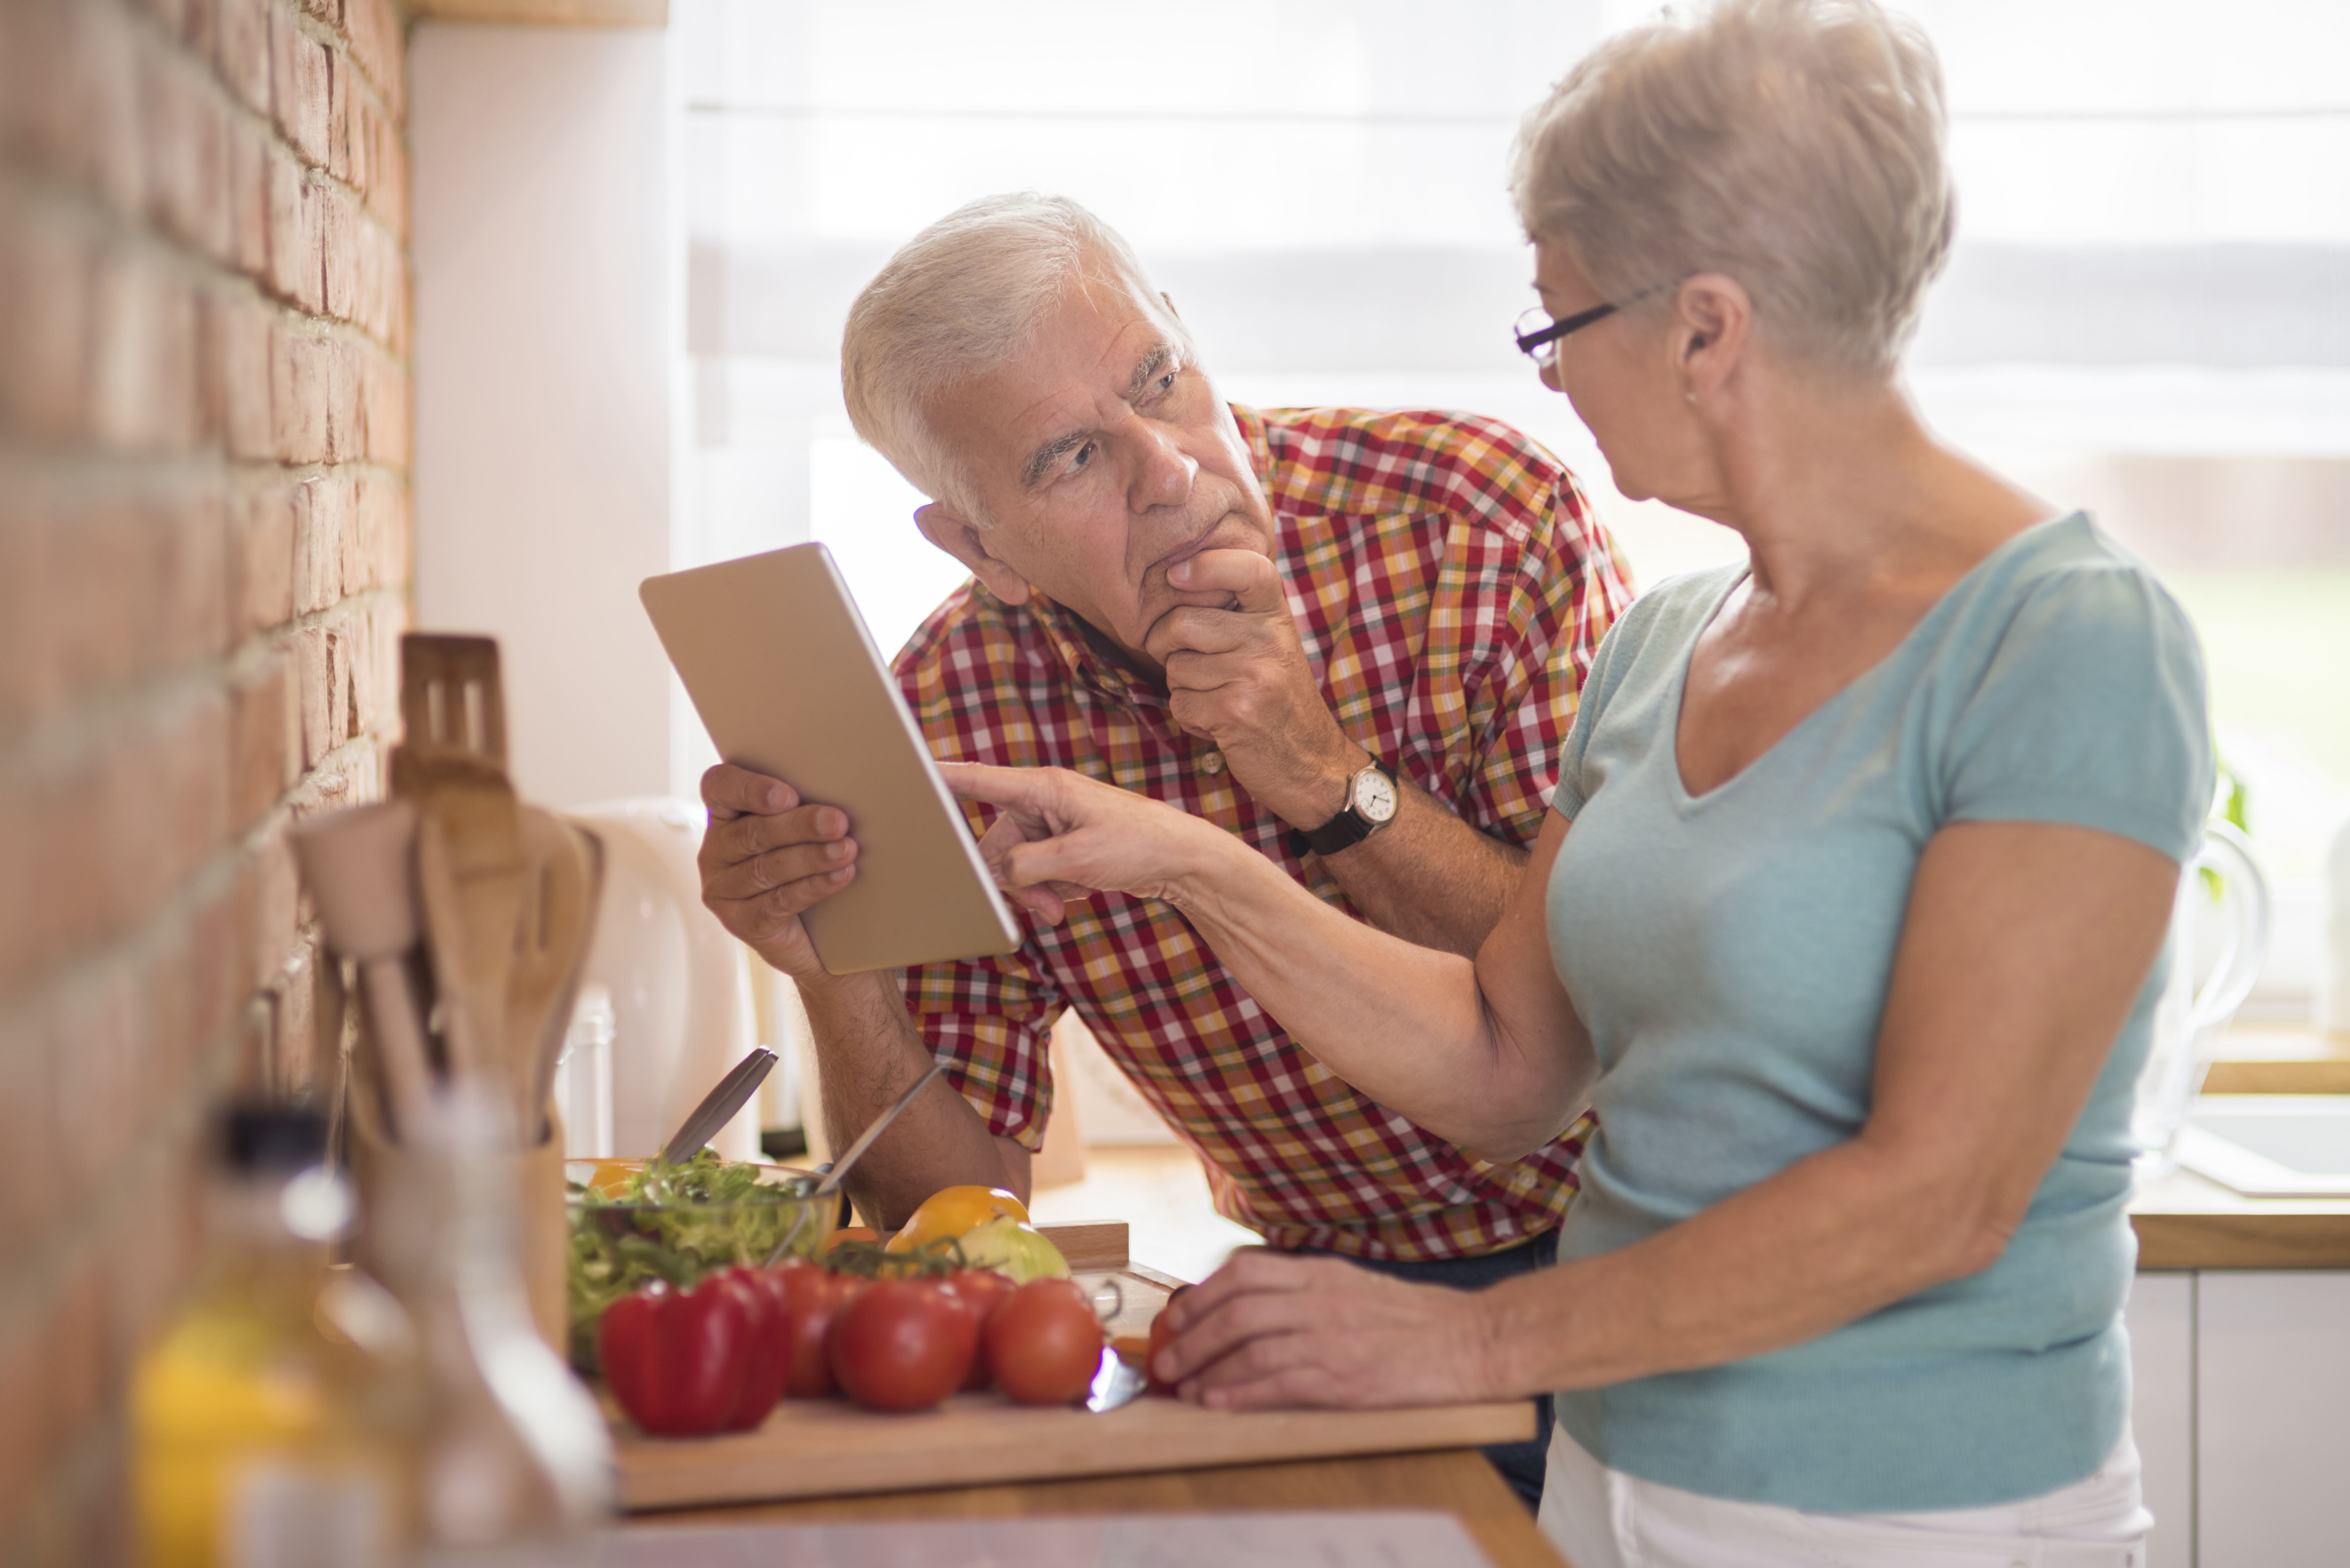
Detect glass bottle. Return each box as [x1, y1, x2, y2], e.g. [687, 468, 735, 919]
[133, 1105, 417, 1568]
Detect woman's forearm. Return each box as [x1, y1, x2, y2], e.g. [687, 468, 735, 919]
[1479, 1128, 2003, 1395]
[1165, 821, 1588, 1157]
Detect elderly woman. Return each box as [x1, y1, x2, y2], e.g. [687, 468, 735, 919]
[945, 0, 2207, 1562]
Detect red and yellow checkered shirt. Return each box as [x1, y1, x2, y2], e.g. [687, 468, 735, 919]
[892, 405, 1632, 1261]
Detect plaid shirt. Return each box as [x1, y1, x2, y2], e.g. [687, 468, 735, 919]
[893, 405, 1632, 1260]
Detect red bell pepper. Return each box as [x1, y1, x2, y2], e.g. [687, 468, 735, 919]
[714, 1266, 786, 1431]
[597, 1271, 779, 1437]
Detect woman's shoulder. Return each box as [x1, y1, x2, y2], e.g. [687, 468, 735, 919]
[1951, 513, 2199, 671]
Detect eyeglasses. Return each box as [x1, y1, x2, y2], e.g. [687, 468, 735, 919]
[1513, 302, 1621, 370]
[1512, 282, 1676, 371]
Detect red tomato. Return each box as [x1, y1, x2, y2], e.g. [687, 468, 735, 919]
[941, 1269, 1018, 1391]
[985, 1278, 1103, 1406]
[771, 1262, 868, 1399]
[827, 1279, 978, 1413]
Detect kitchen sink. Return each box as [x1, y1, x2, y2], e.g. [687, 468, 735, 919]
[2175, 1096, 2350, 1198]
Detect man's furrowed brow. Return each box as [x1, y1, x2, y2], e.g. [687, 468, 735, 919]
[1021, 430, 1087, 491]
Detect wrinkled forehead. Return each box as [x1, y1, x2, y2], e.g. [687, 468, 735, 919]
[945, 276, 1190, 487]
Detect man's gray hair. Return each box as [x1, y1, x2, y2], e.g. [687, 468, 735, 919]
[1511, 0, 1953, 375]
[842, 192, 1176, 521]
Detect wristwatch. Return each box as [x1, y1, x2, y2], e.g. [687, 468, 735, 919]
[1287, 756, 1400, 858]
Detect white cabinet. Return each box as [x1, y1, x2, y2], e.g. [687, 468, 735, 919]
[2196, 1272, 2350, 1567]
[2125, 1270, 2350, 1568]
[2128, 1273, 2196, 1568]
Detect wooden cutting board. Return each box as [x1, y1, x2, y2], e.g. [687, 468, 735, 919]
[612, 1222, 1536, 1512]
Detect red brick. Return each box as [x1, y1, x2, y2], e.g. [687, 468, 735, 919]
[269, 5, 333, 171]
[90, 248, 200, 454]
[3, 0, 147, 219]
[186, 862, 258, 1067]
[364, 101, 406, 233]
[0, 1011, 63, 1253]
[342, 0, 403, 123]
[293, 472, 352, 613]
[322, 339, 364, 461]
[0, 203, 95, 445]
[267, 322, 328, 463]
[319, 182, 358, 323]
[230, 644, 298, 829]
[50, 967, 143, 1196]
[142, 48, 231, 263]
[201, 290, 273, 460]
[102, 1140, 205, 1373]
[265, 145, 322, 310]
[213, 0, 272, 117]
[227, 117, 271, 280]
[232, 483, 297, 635]
[248, 823, 300, 992]
[325, 40, 352, 185]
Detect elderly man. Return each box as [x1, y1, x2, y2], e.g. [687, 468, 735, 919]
[696, 193, 1628, 1502]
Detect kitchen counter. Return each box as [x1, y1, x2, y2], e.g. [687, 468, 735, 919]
[2131, 1164, 2350, 1269]
[625, 1447, 1569, 1568]
[2201, 1023, 2350, 1096]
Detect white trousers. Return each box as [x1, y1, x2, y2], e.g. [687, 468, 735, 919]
[1538, 1425, 2154, 1568]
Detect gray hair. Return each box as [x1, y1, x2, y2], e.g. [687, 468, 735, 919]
[841, 193, 1178, 521]
[1511, 0, 1954, 374]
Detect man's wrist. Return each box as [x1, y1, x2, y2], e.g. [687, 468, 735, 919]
[1271, 741, 1375, 832]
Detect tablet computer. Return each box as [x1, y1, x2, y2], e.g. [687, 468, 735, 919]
[639, 543, 1021, 975]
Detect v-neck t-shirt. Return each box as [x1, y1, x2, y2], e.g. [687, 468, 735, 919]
[1544, 513, 2211, 1513]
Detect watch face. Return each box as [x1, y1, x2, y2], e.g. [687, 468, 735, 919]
[1353, 768, 1399, 823]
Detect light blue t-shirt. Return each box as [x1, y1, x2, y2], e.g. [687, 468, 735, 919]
[1546, 514, 2211, 1514]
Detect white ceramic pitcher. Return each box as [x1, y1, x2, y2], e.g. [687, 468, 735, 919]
[2132, 820, 2271, 1179]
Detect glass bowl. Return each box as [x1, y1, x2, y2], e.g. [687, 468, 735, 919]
[564, 1157, 837, 1370]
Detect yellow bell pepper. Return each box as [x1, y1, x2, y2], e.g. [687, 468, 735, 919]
[884, 1185, 1031, 1253]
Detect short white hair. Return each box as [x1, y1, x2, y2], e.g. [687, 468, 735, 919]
[1512, 0, 1953, 374]
[841, 193, 1178, 521]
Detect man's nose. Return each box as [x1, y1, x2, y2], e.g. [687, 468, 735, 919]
[1127, 420, 1198, 510]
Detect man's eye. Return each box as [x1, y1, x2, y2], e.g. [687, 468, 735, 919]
[1066, 441, 1097, 475]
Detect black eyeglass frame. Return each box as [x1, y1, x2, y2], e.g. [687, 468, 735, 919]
[1513, 281, 1680, 367]
[1513, 300, 1622, 359]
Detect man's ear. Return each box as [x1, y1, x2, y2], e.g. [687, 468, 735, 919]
[914, 502, 1034, 606]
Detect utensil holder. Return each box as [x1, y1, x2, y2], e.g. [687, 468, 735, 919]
[343, 1030, 570, 1356]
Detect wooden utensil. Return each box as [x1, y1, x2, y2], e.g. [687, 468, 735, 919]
[506, 808, 601, 1145]
[293, 800, 436, 1136]
[393, 634, 528, 1105]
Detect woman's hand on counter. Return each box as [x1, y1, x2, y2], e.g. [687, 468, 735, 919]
[1150, 1249, 1510, 1412]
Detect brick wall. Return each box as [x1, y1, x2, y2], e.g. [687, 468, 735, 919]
[0, 0, 411, 1558]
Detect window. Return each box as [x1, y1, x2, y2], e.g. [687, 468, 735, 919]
[676, 0, 2349, 1017]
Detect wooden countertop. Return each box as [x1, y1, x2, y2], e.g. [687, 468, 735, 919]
[2202, 1024, 2350, 1096]
[2129, 1025, 2350, 1270]
[2131, 1164, 2350, 1269]
[625, 1447, 1570, 1568]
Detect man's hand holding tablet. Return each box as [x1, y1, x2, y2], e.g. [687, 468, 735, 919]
[696, 765, 860, 980]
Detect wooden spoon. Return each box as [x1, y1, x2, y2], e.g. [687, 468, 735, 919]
[505, 808, 601, 1146]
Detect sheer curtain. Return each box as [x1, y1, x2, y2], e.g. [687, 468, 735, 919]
[675, 0, 2349, 1013]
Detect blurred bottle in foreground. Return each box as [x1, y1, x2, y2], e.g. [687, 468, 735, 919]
[133, 1104, 417, 1567]
[371, 1087, 613, 1562]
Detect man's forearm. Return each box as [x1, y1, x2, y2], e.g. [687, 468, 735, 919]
[795, 968, 1026, 1230]
[1315, 777, 1528, 956]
